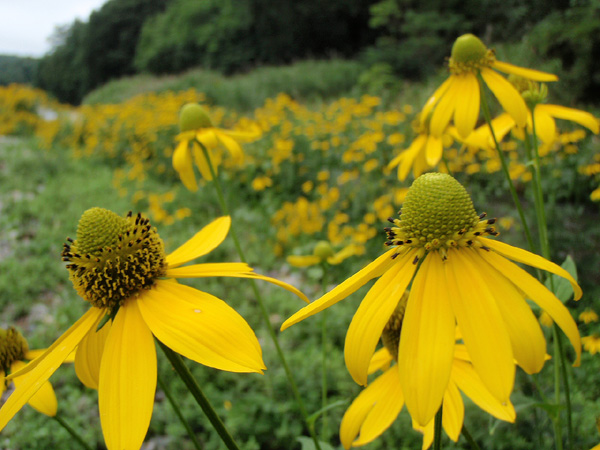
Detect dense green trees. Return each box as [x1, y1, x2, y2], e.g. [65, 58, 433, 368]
[0, 56, 38, 86]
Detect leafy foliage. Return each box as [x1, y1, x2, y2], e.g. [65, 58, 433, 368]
[0, 56, 39, 86]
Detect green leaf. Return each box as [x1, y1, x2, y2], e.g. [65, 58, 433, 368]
[544, 255, 578, 303]
[297, 436, 335, 450]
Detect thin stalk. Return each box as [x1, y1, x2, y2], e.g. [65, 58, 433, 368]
[555, 326, 573, 449]
[157, 371, 203, 450]
[433, 407, 443, 450]
[52, 415, 94, 450]
[477, 73, 536, 254]
[320, 264, 329, 440]
[461, 424, 482, 450]
[197, 141, 323, 450]
[158, 341, 241, 450]
[552, 334, 564, 450]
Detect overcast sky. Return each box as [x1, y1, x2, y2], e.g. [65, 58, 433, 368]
[0, 0, 107, 57]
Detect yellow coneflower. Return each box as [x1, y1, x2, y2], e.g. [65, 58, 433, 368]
[579, 309, 599, 324]
[286, 241, 359, 267]
[282, 172, 581, 427]
[0, 208, 307, 450]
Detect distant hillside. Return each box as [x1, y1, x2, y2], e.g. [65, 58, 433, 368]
[0, 55, 39, 85]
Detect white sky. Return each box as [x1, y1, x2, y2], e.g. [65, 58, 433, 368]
[0, 0, 107, 57]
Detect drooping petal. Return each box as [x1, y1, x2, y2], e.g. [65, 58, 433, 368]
[340, 366, 404, 449]
[463, 113, 515, 151]
[388, 134, 427, 181]
[492, 60, 558, 82]
[453, 74, 481, 138]
[479, 250, 581, 366]
[430, 76, 459, 137]
[286, 255, 321, 267]
[75, 313, 112, 389]
[172, 140, 198, 191]
[445, 249, 514, 405]
[167, 263, 309, 303]
[441, 381, 464, 443]
[421, 77, 454, 124]
[191, 141, 215, 181]
[451, 358, 516, 422]
[536, 104, 600, 134]
[345, 251, 419, 386]
[532, 107, 556, 144]
[138, 280, 265, 373]
[470, 250, 546, 374]
[281, 248, 400, 331]
[398, 255, 455, 426]
[425, 135, 443, 167]
[368, 348, 393, 375]
[99, 299, 156, 450]
[480, 68, 528, 128]
[216, 131, 244, 164]
[480, 237, 582, 300]
[0, 308, 102, 431]
[166, 216, 231, 268]
[11, 361, 57, 417]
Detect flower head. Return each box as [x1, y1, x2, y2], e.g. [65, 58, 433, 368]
[582, 335, 600, 355]
[0, 327, 59, 418]
[340, 294, 515, 449]
[173, 103, 261, 190]
[286, 240, 359, 267]
[422, 34, 557, 139]
[0, 208, 307, 450]
[282, 172, 581, 427]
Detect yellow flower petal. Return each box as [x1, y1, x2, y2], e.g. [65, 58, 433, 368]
[537, 104, 600, 134]
[368, 348, 393, 375]
[492, 60, 558, 82]
[217, 132, 244, 164]
[471, 250, 546, 374]
[425, 135, 443, 167]
[445, 249, 514, 404]
[166, 216, 231, 268]
[75, 313, 112, 389]
[532, 107, 556, 144]
[281, 248, 399, 331]
[441, 381, 464, 443]
[453, 74, 480, 138]
[480, 237, 582, 300]
[172, 140, 198, 191]
[11, 361, 57, 417]
[480, 249, 581, 366]
[345, 251, 419, 386]
[398, 255, 456, 426]
[191, 141, 215, 181]
[340, 366, 404, 449]
[167, 263, 309, 303]
[464, 113, 515, 150]
[0, 308, 101, 431]
[138, 280, 265, 373]
[99, 299, 156, 450]
[388, 134, 427, 181]
[451, 358, 516, 422]
[421, 77, 453, 124]
[430, 76, 459, 137]
[480, 67, 528, 127]
[286, 255, 321, 267]
[196, 129, 219, 148]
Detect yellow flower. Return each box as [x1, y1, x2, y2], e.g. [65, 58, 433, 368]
[282, 173, 581, 427]
[173, 103, 260, 190]
[287, 241, 359, 267]
[340, 296, 515, 449]
[0, 208, 307, 450]
[582, 335, 600, 355]
[0, 327, 65, 418]
[579, 309, 599, 324]
[422, 34, 557, 139]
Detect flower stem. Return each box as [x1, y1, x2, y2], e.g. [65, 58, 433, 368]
[158, 340, 241, 450]
[157, 371, 203, 450]
[477, 73, 536, 254]
[433, 407, 443, 450]
[52, 414, 94, 450]
[197, 142, 323, 450]
[461, 424, 481, 450]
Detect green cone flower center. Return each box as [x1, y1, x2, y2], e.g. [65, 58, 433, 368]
[179, 103, 213, 132]
[448, 34, 495, 75]
[381, 291, 409, 361]
[62, 208, 166, 310]
[384, 173, 498, 260]
[313, 241, 334, 260]
[0, 327, 28, 373]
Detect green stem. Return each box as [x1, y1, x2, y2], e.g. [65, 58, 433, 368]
[320, 264, 329, 440]
[477, 73, 536, 254]
[158, 341, 241, 450]
[461, 424, 481, 450]
[52, 414, 94, 450]
[197, 142, 323, 450]
[552, 332, 564, 450]
[433, 407, 443, 450]
[555, 327, 573, 450]
[157, 371, 204, 450]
